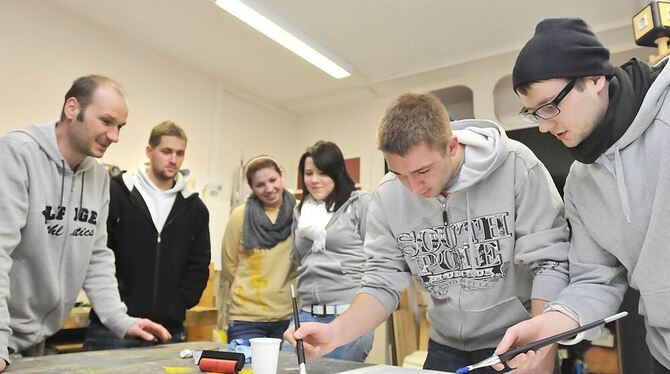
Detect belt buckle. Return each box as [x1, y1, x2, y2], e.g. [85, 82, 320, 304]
[311, 305, 328, 317]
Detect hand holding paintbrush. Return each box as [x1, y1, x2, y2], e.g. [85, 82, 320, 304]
[457, 311, 628, 373]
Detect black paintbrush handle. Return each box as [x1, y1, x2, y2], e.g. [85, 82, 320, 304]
[292, 296, 301, 330]
[297, 340, 306, 363]
[291, 293, 306, 364]
[499, 315, 620, 362]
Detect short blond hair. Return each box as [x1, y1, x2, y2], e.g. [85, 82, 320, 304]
[148, 120, 187, 147]
[377, 93, 452, 156]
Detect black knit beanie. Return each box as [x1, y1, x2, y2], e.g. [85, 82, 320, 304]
[513, 18, 613, 91]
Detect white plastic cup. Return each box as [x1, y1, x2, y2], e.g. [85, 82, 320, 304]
[250, 337, 282, 374]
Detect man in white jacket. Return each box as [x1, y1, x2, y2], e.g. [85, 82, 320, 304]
[0, 75, 170, 370]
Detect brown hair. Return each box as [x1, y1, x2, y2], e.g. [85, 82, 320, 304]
[377, 93, 452, 156]
[244, 156, 281, 186]
[60, 75, 124, 121]
[148, 120, 187, 147]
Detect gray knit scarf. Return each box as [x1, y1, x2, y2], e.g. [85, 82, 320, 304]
[242, 190, 296, 250]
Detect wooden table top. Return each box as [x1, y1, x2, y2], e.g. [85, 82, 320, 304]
[10, 341, 369, 373]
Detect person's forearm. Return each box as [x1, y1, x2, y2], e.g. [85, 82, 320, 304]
[330, 293, 389, 346]
[531, 299, 548, 317]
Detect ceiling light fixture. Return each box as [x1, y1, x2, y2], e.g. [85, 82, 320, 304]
[213, 0, 351, 79]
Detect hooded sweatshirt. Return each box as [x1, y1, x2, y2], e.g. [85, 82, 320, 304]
[293, 191, 371, 307]
[0, 122, 135, 362]
[549, 59, 670, 368]
[134, 164, 191, 232]
[360, 120, 570, 351]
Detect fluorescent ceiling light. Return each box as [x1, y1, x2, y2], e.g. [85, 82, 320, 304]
[214, 0, 351, 79]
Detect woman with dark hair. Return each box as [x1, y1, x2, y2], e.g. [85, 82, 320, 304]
[291, 141, 373, 362]
[221, 155, 296, 342]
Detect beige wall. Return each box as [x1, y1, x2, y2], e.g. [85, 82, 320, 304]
[0, 1, 298, 269]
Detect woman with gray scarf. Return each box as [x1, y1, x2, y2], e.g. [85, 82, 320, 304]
[221, 155, 296, 342]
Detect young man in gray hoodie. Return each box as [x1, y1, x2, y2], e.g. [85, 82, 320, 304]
[285, 93, 570, 372]
[494, 18, 670, 373]
[0, 75, 170, 370]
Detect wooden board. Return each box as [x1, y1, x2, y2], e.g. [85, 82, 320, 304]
[11, 341, 369, 373]
[390, 310, 417, 366]
[61, 306, 90, 329]
[583, 346, 620, 374]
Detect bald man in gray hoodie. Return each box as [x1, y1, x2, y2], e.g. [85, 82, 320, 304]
[0, 75, 170, 371]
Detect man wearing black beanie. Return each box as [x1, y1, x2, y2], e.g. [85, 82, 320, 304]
[493, 17, 670, 373]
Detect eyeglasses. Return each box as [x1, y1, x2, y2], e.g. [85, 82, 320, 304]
[519, 79, 576, 124]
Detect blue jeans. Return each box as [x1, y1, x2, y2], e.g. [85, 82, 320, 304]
[227, 319, 291, 342]
[83, 320, 186, 351]
[283, 310, 374, 362]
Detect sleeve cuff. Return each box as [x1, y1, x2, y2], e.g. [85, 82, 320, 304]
[0, 332, 9, 365]
[103, 315, 138, 339]
[544, 304, 601, 345]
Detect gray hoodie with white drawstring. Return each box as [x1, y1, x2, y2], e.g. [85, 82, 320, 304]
[360, 120, 570, 351]
[549, 60, 670, 368]
[0, 122, 135, 362]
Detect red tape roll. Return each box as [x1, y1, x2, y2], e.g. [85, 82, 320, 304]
[198, 358, 238, 373]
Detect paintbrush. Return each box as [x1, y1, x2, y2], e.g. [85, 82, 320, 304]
[291, 284, 308, 374]
[456, 311, 628, 373]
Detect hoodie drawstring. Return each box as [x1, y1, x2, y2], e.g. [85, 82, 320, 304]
[465, 191, 478, 272]
[614, 146, 632, 223]
[59, 161, 65, 208]
[79, 171, 85, 211]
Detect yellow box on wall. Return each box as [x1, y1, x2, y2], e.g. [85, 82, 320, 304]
[634, 6, 654, 41]
[633, 1, 670, 47]
[659, 2, 670, 26]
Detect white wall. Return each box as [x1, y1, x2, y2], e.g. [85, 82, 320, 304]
[0, 0, 297, 269]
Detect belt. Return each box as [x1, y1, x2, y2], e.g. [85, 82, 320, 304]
[302, 304, 351, 316]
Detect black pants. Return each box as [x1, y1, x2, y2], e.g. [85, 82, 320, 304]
[652, 357, 670, 374]
[83, 319, 186, 351]
[423, 339, 510, 373]
[423, 339, 560, 373]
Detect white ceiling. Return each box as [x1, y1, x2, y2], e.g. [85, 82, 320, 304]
[49, 0, 644, 114]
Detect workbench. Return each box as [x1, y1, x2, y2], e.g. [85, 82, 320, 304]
[10, 341, 368, 373]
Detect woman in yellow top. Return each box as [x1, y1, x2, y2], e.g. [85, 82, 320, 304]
[221, 156, 296, 341]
